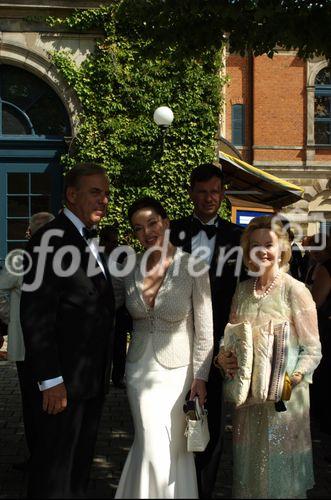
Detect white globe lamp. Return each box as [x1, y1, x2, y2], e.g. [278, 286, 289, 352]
[153, 106, 174, 128]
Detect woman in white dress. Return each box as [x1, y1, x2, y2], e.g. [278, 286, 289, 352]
[113, 197, 214, 499]
[216, 215, 322, 498]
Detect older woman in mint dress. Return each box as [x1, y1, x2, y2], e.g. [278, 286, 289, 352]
[217, 216, 322, 499]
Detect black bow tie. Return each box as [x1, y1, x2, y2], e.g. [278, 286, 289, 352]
[83, 227, 98, 240]
[191, 218, 218, 239]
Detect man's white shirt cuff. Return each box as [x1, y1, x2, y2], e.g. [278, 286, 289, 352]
[38, 376, 64, 391]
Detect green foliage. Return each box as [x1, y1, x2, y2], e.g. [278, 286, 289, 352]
[49, 3, 229, 241]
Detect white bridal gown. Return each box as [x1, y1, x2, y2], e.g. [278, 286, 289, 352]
[113, 249, 213, 499]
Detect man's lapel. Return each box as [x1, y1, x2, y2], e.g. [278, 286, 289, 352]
[210, 216, 223, 272]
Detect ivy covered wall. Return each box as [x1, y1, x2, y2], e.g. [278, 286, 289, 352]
[49, 3, 229, 238]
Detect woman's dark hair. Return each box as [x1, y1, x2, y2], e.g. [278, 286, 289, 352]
[190, 162, 224, 189]
[128, 196, 168, 224]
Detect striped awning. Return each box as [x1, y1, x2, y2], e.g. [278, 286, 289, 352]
[219, 151, 304, 208]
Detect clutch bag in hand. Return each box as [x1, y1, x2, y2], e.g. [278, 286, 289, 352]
[222, 321, 253, 407]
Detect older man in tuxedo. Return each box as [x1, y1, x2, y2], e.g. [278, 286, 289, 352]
[20, 163, 115, 498]
[171, 162, 244, 499]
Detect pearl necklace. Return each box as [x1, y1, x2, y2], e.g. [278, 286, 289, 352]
[253, 270, 281, 300]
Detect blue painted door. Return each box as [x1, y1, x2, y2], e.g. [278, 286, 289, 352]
[0, 141, 65, 267]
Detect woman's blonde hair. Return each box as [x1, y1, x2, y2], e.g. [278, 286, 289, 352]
[241, 215, 292, 271]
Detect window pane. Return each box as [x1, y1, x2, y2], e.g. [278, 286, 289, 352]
[315, 96, 331, 118]
[7, 241, 26, 252]
[31, 195, 51, 213]
[7, 219, 29, 240]
[232, 104, 245, 146]
[315, 67, 331, 85]
[31, 173, 51, 194]
[2, 104, 32, 135]
[0, 64, 70, 137]
[29, 94, 70, 136]
[2, 65, 46, 111]
[8, 173, 29, 194]
[7, 196, 29, 217]
[315, 122, 331, 144]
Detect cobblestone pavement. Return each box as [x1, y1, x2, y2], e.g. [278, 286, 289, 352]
[0, 358, 330, 499]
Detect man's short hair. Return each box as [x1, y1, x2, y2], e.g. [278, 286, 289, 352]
[63, 162, 108, 202]
[29, 212, 55, 235]
[190, 163, 224, 189]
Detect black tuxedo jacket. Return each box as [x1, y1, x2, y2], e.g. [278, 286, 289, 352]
[20, 213, 115, 400]
[170, 215, 244, 353]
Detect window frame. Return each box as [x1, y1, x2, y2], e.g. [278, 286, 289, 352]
[314, 68, 331, 146]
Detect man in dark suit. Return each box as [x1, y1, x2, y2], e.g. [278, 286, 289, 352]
[170, 163, 243, 499]
[20, 163, 115, 498]
[99, 225, 132, 389]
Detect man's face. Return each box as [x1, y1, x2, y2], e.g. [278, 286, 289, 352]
[189, 176, 223, 222]
[66, 174, 110, 227]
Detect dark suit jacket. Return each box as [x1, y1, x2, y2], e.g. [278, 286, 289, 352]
[170, 215, 244, 354]
[20, 213, 115, 400]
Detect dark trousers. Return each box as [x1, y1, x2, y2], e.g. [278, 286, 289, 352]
[27, 392, 104, 499]
[16, 361, 40, 456]
[195, 364, 225, 499]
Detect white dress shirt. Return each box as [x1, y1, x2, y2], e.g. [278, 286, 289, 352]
[191, 214, 218, 266]
[39, 208, 105, 391]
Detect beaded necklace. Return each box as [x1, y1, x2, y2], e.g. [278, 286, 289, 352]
[253, 269, 281, 300]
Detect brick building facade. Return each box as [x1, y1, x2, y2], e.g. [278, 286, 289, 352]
[223, 50, 331, 235]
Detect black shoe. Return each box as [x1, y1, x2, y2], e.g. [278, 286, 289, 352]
[12, 460, 29, 472]
[112, 380, 126, 389]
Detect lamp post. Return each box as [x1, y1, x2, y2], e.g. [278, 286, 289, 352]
[153, 106, 174, 153]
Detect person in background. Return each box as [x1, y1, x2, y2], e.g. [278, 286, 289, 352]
[170, 163, 244, 499]
[301, 235, 314, 284]
[216, 215, 322, 499]
[99, 225, 132, 389]
[309, 234, 331, 439]
[287, 228, 305, 281]
[0, 212, 55, 470]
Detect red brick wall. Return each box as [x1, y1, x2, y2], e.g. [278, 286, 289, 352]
[253, 55, 306, 151]
[225, 52, 331, 164]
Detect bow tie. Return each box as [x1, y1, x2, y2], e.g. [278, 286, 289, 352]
[191, 218, 218, 239]
[83, 227, 98, 240]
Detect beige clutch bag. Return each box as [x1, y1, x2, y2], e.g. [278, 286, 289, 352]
[223, 321, 253, 407]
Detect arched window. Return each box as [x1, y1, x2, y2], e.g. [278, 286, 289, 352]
[314, 66, 331, 145]
[0, 64, 70, 136]
[0, 64, 71, 266]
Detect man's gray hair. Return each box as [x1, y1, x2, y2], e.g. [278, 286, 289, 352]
[29, 212, 55, 236]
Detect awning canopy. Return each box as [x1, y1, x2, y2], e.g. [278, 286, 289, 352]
[218, 151, 304, 208]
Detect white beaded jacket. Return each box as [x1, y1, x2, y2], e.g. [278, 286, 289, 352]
[112, 248, 214, 381]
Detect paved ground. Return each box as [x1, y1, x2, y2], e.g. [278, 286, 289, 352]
[0, 356, 330, 498]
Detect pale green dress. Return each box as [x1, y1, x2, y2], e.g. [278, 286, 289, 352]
[229, 272, 322, 499]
